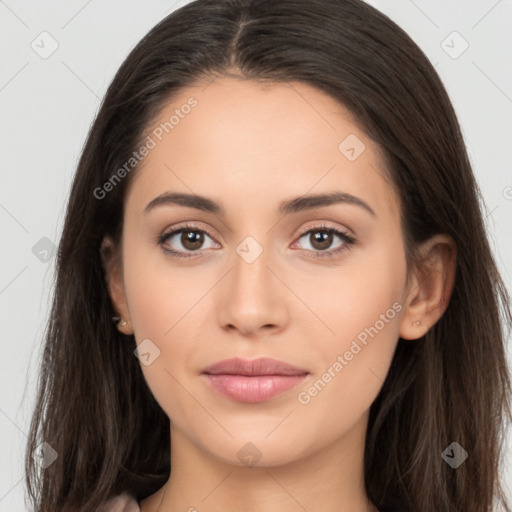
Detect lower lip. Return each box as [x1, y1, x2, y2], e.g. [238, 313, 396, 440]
[202, 373, 308, 403]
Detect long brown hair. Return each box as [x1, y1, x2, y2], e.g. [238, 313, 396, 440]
[24, 1, 512, 511]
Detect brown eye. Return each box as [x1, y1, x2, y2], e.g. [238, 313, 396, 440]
[180, 229, 205, 251]
[309, 230, 334, 251]
[158, 224, 217, 259]
[294, 224, 356, 260]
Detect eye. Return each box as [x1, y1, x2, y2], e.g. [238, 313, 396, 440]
[157, 222, 356, 260]
[157, 223, 218, 259]
[293, 223, 356, 259]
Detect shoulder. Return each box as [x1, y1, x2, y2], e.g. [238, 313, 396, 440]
[99, 492, 140, 512]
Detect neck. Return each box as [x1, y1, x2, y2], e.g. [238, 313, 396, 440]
[144, 411, 378, 512]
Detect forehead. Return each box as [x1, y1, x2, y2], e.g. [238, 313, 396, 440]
[126, 76, 399, 222]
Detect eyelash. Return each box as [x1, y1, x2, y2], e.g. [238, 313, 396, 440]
[156, 222, 356, 260]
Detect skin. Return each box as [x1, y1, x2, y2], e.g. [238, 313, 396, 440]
[102, 76, 456, 512]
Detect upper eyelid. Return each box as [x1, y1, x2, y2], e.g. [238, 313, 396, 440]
[296, 222, 351, 237]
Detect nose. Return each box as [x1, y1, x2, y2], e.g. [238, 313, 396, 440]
[217, 240, 289, 338]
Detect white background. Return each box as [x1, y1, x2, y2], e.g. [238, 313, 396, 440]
[0, 1, 511, 510]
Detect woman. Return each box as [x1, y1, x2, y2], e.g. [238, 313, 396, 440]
[25, 0, 512, 511]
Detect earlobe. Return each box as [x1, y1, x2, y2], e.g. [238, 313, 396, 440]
[100, 236, 133, 335]
[399, 234, 457, 340]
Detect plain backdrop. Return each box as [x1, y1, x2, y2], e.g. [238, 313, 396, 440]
[1, 1, 511, 510]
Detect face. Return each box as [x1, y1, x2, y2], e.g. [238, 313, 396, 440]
[107, 76, 412, 466]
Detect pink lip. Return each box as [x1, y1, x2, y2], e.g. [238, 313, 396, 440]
[202, 357, 308, 376]
[201, 357, 309, 403]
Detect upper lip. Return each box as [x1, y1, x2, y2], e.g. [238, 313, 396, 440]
[202, 357, 309, 376]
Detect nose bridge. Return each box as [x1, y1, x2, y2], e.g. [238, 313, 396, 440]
[217, 231, 287, 334]
[231, 234, 273, 296]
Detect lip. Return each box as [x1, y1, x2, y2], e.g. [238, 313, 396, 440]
[202, 357, 309, 376]
[201, 357, 309, 403]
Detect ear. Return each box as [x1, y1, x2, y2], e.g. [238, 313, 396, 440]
[100, 235, 133, 335]
[399, 234, 456, 340]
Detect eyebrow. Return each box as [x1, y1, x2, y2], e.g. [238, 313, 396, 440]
[144, 191, 377, 218]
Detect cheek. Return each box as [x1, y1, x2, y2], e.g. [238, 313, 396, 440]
[292, 238, 405, 416]
[123, 259, 199, 422]
[298, 235, 406, 354]
[120, 234, 199, 404]
[122, 230, 205, 339]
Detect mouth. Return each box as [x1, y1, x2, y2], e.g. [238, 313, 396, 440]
[201, 357, 309, 403]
